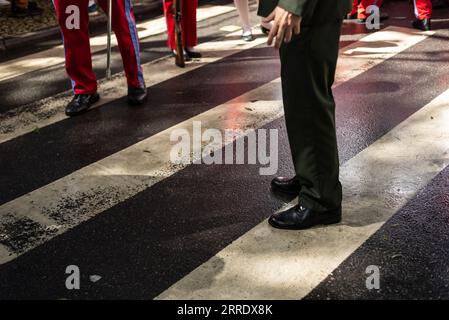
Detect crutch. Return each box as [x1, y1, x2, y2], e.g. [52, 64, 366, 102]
[174, 0, 185, 68]
[106, 0, 112, 79]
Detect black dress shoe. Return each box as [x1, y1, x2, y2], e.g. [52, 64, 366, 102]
[185, 48, 202, 59]
[271, 177, 301, 201]
[268, 205, 342, 230]
[128, 86, 148, 106]
[260, 25, 270, 35]
[65, 93, 100, 116]
[412, 18, 431, 31]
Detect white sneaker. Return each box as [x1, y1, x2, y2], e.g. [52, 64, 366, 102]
[241, 29, 253, 42]
[242, 29, 252, 37]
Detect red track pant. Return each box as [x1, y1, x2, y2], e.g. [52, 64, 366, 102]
[414, 0, 432, 20]
[163, 0, 198, 50]
[350, 0, 383, 19]
[53, 0, 145, 94]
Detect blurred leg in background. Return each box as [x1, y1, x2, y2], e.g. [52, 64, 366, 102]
[163, 0, 201, 60]
[346, 0, 388, 22]
[234, 0, 253, 41]
[412, 0, 432, 30]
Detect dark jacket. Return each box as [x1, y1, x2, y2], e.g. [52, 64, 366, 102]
[258, 0, 352, 26]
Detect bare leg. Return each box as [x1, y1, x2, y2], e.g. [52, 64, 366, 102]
[233, 0, 252, 35]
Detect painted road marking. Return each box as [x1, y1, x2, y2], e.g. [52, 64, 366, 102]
[0, 28, 267, 144]
[0, 4, 236, 82]
[0, 27, 431, 144]
[0, 27, 434, 268]
[157, 88, 449, 300]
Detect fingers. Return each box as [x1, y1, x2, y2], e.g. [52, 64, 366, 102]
[274, 18, 286, 50]
[283, 14, 293, 43]
[293, 19, 301, 35]
[274, 12, 290, 49]
[266, 9, 299, 49]
[267, 18, 279, 46]
[284, 26, 293, 44]
[263, 10, 276, 23]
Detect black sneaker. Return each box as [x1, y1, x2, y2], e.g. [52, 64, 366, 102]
[412, 18, 431, 31]
[185, 48, 202, 59]
[65, 93, 100, 117]
[127, 86, 148, 106]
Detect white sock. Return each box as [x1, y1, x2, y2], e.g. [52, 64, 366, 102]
[242, 29, 252, 36]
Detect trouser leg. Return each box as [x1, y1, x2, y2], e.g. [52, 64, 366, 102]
[234, 0, 251, 32]
[350, 0, 359, 16]
[97, 0, 145, 88]
[164, 0, 198, 50]
[413, 0, 432, 19]
[54, 0, 97, 94]
[163, 0, 176, 49]
[182, 0, 198, 48]
[279, 21, 343, 212]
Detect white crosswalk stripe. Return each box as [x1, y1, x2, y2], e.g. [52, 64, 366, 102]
[0, 4, 236, 83]
[157, 87, 449, 300]
[0, 26, 432, 264]
[0, 27, 427, 263]
[0, 28, 268, 144]
[0, 26, 430, 143]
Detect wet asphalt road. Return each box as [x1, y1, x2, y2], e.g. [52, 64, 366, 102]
[1, 0, 449, 299]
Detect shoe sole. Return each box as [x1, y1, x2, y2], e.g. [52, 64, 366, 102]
[127, 94, 148, 106]
[268, 209, 342, 230]
[412, 24, 430, 31]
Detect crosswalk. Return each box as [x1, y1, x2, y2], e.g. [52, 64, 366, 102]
[0, 3, 236, 82]
[157, 89, 449, 299]
[1, 2, 449, 299]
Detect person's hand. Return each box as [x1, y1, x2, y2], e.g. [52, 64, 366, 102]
[264, 6, 302, 49]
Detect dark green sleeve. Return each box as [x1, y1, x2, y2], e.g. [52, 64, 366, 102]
[278, 0, 318, 17]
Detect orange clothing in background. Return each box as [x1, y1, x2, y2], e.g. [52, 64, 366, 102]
[350, 0, 383, 19]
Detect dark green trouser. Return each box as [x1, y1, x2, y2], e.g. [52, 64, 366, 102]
[279, 20, 343, 212]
